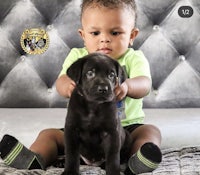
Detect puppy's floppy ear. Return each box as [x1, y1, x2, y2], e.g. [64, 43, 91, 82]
[116, 63, 127, 85]
[67, 58, 86, 84]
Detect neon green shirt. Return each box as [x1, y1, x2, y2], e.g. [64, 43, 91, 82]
[59, 48, 151, 126]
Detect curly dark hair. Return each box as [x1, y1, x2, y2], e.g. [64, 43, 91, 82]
[80, 0, 137, 26]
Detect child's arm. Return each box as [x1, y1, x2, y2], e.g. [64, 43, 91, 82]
[56, 74, 76, 98]
[115, 76, 151, 101]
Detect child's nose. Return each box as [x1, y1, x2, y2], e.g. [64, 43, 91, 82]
[100, 34, 111, 43]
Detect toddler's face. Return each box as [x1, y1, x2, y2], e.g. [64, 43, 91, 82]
[79, 5, 138, 60]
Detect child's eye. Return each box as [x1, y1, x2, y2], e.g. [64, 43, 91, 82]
[111, 31, 121, 36]
[91, 31, 100, 36]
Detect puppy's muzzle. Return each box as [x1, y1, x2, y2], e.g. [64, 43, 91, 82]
[89, 82, 114, 102]
[97, 84, 109, 94]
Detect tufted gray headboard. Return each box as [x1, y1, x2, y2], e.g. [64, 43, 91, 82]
[0, 0, 200, 108]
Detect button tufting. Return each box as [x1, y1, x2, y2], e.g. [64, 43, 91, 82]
[179, 55, 186, 61]
[47, 25, 53, 30]
[153, 25, 159, 31]
[153, 90, 159, 96]
[20, 56, 26, 61]
[47, 88, 53, 93]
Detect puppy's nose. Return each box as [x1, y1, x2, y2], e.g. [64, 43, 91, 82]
[97, 85, 109, 94]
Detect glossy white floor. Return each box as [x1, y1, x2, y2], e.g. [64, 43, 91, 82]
[0, 108, 66, 148]
[0, 108, 200, 150]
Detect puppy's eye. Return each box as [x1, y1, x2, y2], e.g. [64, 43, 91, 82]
[86, 70, 95, 79]
[108, 72, 115, 80]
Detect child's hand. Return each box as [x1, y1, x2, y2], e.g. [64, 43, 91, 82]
[65, 79, 76, 98]
[114, 79, 128, 101]
[56, 75, 76, 98]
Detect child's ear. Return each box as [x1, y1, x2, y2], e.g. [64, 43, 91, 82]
[78, 29, 86, 46]
[78, 29, 85, 40]
[129, 28, 139, 46]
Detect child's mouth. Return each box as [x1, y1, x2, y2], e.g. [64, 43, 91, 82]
[97, 48, 112, 54]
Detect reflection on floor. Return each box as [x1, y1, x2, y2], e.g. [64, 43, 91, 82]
[0, 108, 66, 148]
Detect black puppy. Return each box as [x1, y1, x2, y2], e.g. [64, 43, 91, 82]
[62, 53, 131, 175]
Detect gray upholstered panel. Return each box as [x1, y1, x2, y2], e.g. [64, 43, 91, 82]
[0, 0, 199, 108]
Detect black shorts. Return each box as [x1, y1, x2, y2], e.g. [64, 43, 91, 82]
[60, 123, 143, 133]
[123, 123, 143, 133]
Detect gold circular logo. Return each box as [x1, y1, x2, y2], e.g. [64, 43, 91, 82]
[20, 28, 49, 54]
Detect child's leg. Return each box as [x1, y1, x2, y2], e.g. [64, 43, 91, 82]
[30, 128, 65, 167]
[30, 129, 64, 166]
[0, 128, 64, 169]
[125, 124, 162, 175]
